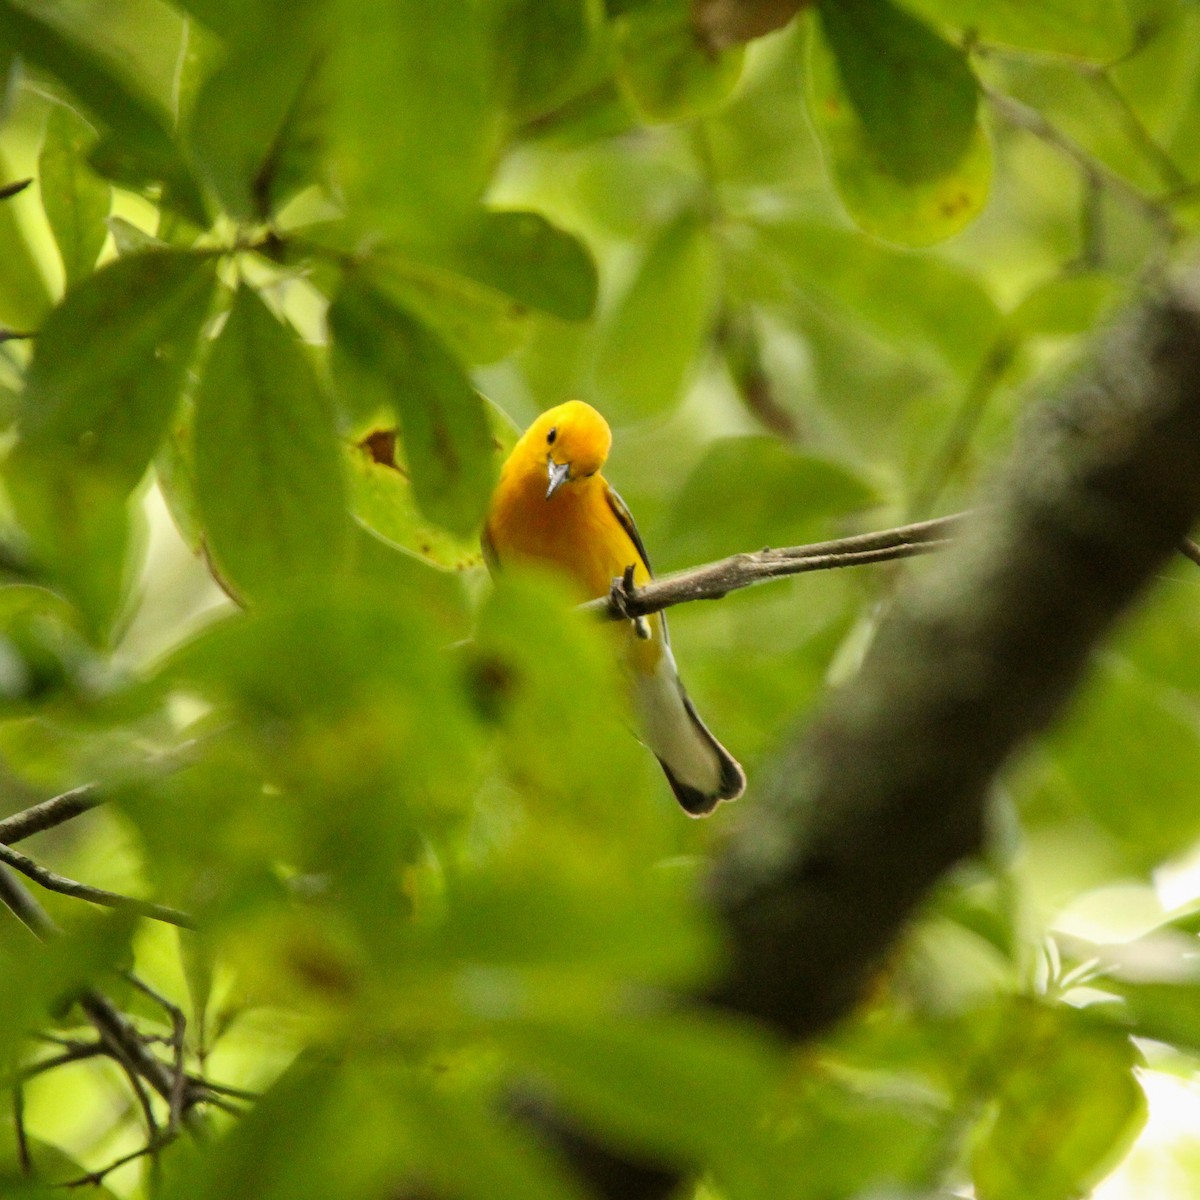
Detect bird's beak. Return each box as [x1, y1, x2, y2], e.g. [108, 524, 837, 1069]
[546, 459, 571, 500]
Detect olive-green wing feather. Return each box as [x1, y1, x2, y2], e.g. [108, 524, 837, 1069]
[604, 482, 665, 645]
[604, 483, 653, 576]
[480, 523, 501, 575]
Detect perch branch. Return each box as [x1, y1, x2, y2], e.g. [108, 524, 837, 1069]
[582, 514, 965, 620]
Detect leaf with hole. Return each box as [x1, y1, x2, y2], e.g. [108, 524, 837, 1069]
[329, 280, 498, 538]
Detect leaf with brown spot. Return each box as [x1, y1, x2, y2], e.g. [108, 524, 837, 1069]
[329, 279, 496, 538]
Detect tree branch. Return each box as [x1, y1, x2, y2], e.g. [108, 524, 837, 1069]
[582, 514, 965, 620]
[550, 274, 1200, 1197]
[0, 866, 200, 1111]
[0, 842, 194, 928]
[0, 784, 103, 845]
[710, 271, 1200, 1034]
[984, 86, 1180, 244]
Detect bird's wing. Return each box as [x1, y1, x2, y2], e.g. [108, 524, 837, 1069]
[480, 523, 501, 575]
[604, 483, 653, 575]
[604, 482, 668, 647]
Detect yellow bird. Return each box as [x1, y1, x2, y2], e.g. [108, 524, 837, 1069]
[483, 400, 745, 816]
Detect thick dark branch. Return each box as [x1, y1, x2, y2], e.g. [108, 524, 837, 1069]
[0, 785, 103, 844]
[553, 276, 1200, 1197]
[0, 842, 194, 928]
[710, 274, 1200, 1035]
[582, 514, 965, 620]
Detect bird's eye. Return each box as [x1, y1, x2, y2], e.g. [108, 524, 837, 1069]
[547, 427, 557, 445]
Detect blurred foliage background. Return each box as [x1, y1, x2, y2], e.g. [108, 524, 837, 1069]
[0, 0, 1199, 1197]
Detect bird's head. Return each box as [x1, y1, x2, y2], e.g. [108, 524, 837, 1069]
[524, 400, 613, 499]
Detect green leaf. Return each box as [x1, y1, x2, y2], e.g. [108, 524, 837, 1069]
[0, 155, 52, 329]
[492, 0, 592, 121]
[403, 1082, 586, 1200]
[972, 1001, 1146, 1200]
[808, 6, 991, 245]
[0, 1137, 121, 1196]
[329, 0, 494, 245]
[4, 250, 214, 636]
[0, 912, 135, 1072]
[899, 0, 1133, 61]
[106, 214, 162, 257]
[774, 1074, 947, 1197]
[170, 0, 242, 39]
[595, 210, 718, 419]
[157, 1058, 373, 1200]
[0, 461, 132, 641]
[1009, 271, 1124, 338]
[451, 210, 599, 322]
[193, 286, 349, 601]
[345, 443, 485, 571]
[1041, 655, 1200, 870]
[504, 1012, 784, 1184]
[16, 251, 216, 489]
[367, 253, 530, 366]
[1093, 980, 1200, 1057]
[329, 280, 497, 537]
[816, 0, 978, 185]
[664, 437, 875, 567]
[615, 0, 744, 122]
[346, 522, 470, 638]
[158, 589, 478, 899]
[187, 0, 324, 220]
[0, 0, 206, 225]
[753, 218, 1002, 378]
[39, 104, 111, 289]
[341, 392, 515, 572]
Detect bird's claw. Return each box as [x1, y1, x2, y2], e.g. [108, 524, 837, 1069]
[610, 566, 651, 638]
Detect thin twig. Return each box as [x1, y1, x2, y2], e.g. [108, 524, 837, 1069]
[63, 1132, 178, 1189]
[0, 842, 194, 929]
[0, 328, 34, 343]
[0, 178, 31, 201]
[583, 511, 1200, 622]
[186, 1076, 259, 1102]
[984, 86, 1180, 243]
[0, 864, 58, 938]
[12, 1042, 108, 1084]
[1179, 537, 1200, 567]
[910, 338, 1016, 519]
[0, 785, 103, 845]
[582, 515, 966, 620]
[0, 866, 209, 1118]
[1086, 69, 1189, 193]
[13, 1083, 30, 1176]
[124, 971, 189, 1131]
[111, 1047, 160, 1147]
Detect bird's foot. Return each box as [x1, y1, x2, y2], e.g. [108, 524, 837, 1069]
[610, 566, 651, 638]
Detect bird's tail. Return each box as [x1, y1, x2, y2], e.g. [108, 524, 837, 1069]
[632, 647, 745, 817]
